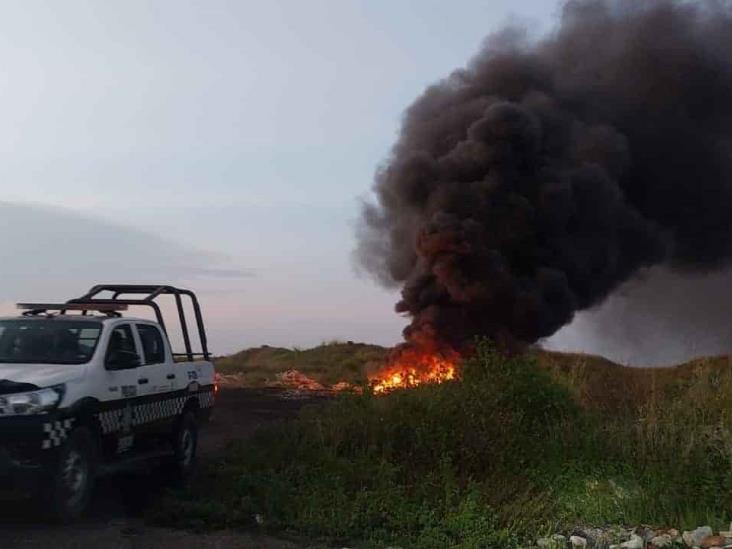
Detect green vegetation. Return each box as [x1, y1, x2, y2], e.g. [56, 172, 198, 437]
[155, 342, 732, 548]
[214, 341, 387, 386]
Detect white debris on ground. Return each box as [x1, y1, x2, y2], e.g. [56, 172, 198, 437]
[534, 524, 732, 549]
[272, 369, 326, 391]
[217, 369, 359, 399]
[217, 372, 244, 385]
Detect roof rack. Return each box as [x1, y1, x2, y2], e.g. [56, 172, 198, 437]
[16, 285, 210, 361]
[67, 285, 210, 361]
[17, 303, 128, 317]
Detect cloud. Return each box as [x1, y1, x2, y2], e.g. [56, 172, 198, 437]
[0, 202, 250, 302]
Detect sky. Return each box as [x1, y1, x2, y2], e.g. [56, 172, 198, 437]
[0, 0, 560, 355]
[4, 0, 723, 365]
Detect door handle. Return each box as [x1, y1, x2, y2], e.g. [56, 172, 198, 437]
[138, 378, 149, 385]
[166, 374, 176, 380]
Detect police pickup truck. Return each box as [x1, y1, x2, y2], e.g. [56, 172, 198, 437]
[0, 284, 217, 519]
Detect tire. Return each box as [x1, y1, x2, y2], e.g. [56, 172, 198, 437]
[43, 427, 96, 521]
[168, 411, 198, 482]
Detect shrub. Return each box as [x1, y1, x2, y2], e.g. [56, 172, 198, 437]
[153, 340, 732, 546]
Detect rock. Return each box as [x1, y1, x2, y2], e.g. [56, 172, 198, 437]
[650, 534, 673, 548]
[573, 528, 606, 547]
[621, 534, 644, 549]
[570, 535, 587, 548]
[638, 528, 658, 542]
[702, 537, 728, 549]
[583, 526, 630, 547]
[684, 528, 714, 548]
[655, 529, 682, 546]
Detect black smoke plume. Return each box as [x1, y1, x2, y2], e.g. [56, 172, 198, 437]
[357, 0, 732, 352]
[547, 266, 732, 366]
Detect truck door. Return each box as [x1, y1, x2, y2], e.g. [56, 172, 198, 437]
[99, 322, 143, 455]
[133, 323, 178, 430]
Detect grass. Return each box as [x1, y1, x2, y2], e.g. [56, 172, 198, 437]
[213, 341, 387, 386]
[154, 341, 732, 548]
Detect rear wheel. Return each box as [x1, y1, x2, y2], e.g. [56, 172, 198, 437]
[168, 411, 197, 481]
[44, 427, 96, 521]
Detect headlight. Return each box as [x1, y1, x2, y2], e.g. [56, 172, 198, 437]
[0, 385, 64, 416]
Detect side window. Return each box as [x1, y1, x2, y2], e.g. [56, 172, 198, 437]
[77, 328, 101, 356]
[105, 324, 138, 369]
[137, 324, 167, 365]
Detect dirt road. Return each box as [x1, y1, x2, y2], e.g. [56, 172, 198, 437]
[0, 388, 323, 549]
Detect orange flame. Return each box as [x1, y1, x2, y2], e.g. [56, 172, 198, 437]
[369, 347, 459, 394]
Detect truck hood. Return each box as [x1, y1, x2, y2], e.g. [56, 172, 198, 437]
[0, 363, 85, 391]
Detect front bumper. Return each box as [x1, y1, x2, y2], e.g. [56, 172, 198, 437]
[0, 414, 65, 490]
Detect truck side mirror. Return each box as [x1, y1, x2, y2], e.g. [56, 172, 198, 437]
[106, 350, 141, 370]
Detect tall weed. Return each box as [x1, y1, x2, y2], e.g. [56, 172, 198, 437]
[153, 340, 732, 546]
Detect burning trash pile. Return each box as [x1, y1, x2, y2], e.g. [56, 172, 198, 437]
[368, 345, 460, 394]
[272, 349, 462, 396]
[213, 342, 464, 397]
[216, 349, 462, 397]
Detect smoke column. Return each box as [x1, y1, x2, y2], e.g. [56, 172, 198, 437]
[546, 266, 732, 366]
[357, 0, 732, 353]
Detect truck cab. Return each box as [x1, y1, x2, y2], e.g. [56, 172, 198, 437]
[0, 284, 217, 520]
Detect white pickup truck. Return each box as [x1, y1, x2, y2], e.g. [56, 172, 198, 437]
[0, 284, 217, 520]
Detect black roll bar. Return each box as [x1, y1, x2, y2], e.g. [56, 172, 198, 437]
[67, 284, 210, 361]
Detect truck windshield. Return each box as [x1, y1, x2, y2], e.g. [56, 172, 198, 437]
[0, 319, 103, 365]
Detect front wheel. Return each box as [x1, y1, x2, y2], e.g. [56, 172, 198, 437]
[44, 427, 96, 521]
[168, 411, 198, 482]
